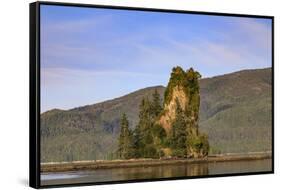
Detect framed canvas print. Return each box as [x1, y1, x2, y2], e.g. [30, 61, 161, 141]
[29, 1, 274, 188]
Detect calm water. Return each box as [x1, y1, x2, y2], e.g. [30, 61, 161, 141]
[41, 159, 272, 186]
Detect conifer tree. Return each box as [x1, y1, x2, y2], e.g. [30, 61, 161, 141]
[133, 124, 142, 158]
[151, 89, 162, 119]
[117, 113, 134, 159]
[134, 97, 158, 158]
[171, 98, 187, 157]
[185, 68, 209, 157]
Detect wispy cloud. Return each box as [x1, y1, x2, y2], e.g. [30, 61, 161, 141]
[231, 18, 271, 50]
[42, 67, 161, 85]
[40, 5, 272, 112]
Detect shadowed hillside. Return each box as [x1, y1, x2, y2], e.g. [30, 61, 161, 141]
[41, 68, 272, 162]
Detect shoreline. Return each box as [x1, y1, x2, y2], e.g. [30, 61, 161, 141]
[41, 152, 272, 173]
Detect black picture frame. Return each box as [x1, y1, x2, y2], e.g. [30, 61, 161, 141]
[29, 1, 274, 189]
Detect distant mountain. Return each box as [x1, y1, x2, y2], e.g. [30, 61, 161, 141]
[199, 68, 272, 153]
[41, 68, 272, 162]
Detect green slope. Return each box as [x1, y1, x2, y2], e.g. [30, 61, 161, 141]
[199, 68, 272, 153]
[41, 68, 272, 162]
[41, 86, 165, 162]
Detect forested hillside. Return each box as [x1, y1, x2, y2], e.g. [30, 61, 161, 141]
[41, 68, 272, 162]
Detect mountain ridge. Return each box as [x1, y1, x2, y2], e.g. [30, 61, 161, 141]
[43, 67, 271, 114]
[41, 67, 272, 162]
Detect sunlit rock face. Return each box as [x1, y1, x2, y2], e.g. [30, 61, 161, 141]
[158, 66, 209, 158]
[158, 86, 187, 133]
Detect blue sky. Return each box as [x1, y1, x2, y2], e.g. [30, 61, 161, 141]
[40, 5, 272, 113]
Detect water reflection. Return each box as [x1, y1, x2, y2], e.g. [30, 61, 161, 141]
[187, 163, 209, 176]
[120, 163, 209, 179]
[41, 159, 271, 186]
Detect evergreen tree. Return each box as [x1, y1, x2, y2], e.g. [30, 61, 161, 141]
[185, 68, 209, 157]
[117, 113, 134, 159]
[151, 89, 162, 118]
[133, 124, 142, 158]
[151, 123, 166, 158]
[134, 97, 158, 158]
[171, 98, 187, 157]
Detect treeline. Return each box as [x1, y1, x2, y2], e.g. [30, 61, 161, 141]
[117, 90, 166, 159]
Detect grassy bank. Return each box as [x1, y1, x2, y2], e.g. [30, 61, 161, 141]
[41, 152, 272, 173]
